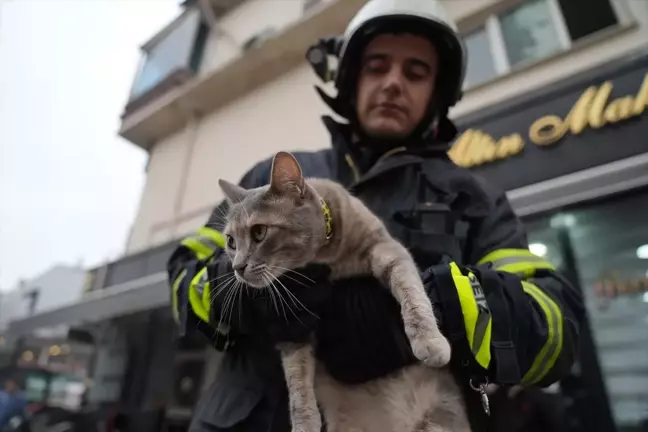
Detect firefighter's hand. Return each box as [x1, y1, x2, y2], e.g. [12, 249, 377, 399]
[248, 264, 333, 344]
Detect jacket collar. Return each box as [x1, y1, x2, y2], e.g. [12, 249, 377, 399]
[321, 115, 450, 189]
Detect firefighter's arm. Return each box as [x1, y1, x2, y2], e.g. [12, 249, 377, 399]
[429, 187, 584, 388]
[166, 166, 264, 351]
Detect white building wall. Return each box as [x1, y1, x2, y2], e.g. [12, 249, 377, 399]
[125, 0, 648, 253]
[0, 265, 86, 333]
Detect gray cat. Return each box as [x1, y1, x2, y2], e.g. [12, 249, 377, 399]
[218, 151, 469, 432]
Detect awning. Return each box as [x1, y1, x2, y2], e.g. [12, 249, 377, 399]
[7, 272, 169, 337]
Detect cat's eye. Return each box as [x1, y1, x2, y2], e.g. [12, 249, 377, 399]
[226, 235, 236, 250]
[251, 224, 267, 242]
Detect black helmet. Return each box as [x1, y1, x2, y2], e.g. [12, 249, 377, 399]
[307, 0, 466, 143]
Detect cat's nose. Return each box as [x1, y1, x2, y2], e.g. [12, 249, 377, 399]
[233, 263, 247, 274]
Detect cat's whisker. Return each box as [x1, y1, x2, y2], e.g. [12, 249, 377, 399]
[226, 280, 242, 332]
[269, 264, 316, 284]
[218, 284, 233, 326]
[264, 272, 289, 322]
[211, 275, 237, 302]
[224, 281, 242, 333]
[266, 268, 311, 290]
[266, 272, 303, 313]
[261, 273, 281, 318]
[221, 279, 239, 325]
[268, 272, 315, 323]
[208, 271, 236, 284]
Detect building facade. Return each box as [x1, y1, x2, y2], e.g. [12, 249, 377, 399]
[0, 265, 91, 409]
[8, 0, 648, 430]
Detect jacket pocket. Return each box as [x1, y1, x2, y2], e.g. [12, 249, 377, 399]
[407, 231, 463, 269]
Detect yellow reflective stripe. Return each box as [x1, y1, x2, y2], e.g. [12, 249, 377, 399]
[202, 269, 211, 313]
[450, 263, 492, 370]
[181, 227, 226, 261]
[188, 268, 210, 323]
[171, 269, 188, 324]
[478, 248, 556, 277]
[181, 238, 213, 261]
[521, 281, 564, 386]
[478, 248, 538, 265]
[198, 226, 225, 249]
[496, 261, 555, 278]
[473, 312, 492, 370]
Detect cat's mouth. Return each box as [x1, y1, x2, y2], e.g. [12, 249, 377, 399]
[234, 265, 283, 289]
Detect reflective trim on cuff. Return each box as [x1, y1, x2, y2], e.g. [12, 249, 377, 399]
[521, 281, 564, 386]
[189, 267, 210, 323]
[181, 227, 226, 261]
[198, 226, 226, 249]
[450, 263, 492, 370]
[172, 269, 188, 324]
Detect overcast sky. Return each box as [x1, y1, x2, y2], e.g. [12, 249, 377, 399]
[0, 0, 180, 291]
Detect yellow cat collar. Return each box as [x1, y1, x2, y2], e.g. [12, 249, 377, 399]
[320, 198, 333, 241]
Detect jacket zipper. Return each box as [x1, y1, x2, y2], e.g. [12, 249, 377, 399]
[344, 146, 407, 184]
[344, 153, 361, 182]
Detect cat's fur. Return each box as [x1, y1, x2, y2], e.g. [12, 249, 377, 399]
[218, 151, 469, 432]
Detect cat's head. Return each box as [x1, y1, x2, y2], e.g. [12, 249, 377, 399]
[218, 151, 328, 288]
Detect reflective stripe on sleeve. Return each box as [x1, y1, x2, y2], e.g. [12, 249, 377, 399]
[520, 281, 564, 386]
[181, 227, 226, 261]
[450, 262, 492, 370]
[188, 267, 210, 323]
[478, 248, 556, 278]
[172, 269, 188, 324]
[188, 266, 233, 349]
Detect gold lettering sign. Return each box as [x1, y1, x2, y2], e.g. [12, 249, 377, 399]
[449, 72, 648, 168]
[448, 129, 524, 168]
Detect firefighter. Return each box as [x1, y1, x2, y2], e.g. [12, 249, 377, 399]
[167, 0, 584, 430]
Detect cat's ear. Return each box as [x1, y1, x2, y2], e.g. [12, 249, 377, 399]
[269, 151, 305, 198]
[218, 179, 249, 205]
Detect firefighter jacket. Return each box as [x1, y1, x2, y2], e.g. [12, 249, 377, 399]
[166, 116, 584, 432]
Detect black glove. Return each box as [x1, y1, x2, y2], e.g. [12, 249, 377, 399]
[247, 263, 333, 344]
[314, 272, 444, 385]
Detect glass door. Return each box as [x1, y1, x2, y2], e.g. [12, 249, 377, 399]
[524, 187, 648, 432]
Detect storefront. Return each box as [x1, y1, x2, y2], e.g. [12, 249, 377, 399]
[455, 48, 648, 432]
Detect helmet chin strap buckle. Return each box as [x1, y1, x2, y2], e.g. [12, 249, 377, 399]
[314, 86, 348, 119]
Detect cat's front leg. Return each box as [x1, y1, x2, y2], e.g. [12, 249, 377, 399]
[279, 342, 322, 432]
[369, 242, 451, 368]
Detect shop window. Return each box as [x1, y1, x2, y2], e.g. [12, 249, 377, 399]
[462, 0, 619, 87]
[524, 189, 648, 431]
[463, 27, 498, 88]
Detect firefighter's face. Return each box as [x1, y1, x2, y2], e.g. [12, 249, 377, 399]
[356, 33, 438, 139]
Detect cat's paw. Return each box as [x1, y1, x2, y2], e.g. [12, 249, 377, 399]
[410, 334, 452, 368]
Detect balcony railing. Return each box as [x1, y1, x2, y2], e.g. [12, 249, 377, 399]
[84, 239, 180, 294]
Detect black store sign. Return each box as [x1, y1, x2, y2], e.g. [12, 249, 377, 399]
[451, 52, 648, 191]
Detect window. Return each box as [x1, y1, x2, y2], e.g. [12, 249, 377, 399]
[499, 0, 563, 67]
[463, 0, 619, 88]
[129, 8, 209, 102]
[463, 28, 497, 87]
